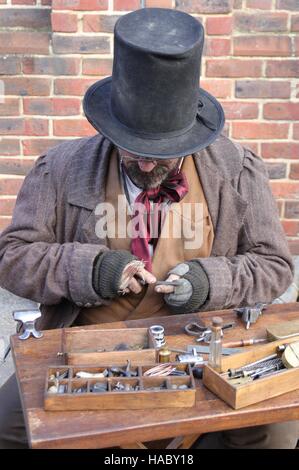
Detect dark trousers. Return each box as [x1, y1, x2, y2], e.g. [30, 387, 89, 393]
[0, 374, 298, 449]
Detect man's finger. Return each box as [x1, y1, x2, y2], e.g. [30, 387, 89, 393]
[155, 273, 180, 294]
[135, 268, 156, 284]
[128, 277, 143, 294]
[155, 284, 175, 294]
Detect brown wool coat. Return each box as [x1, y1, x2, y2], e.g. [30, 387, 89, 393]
[0, 133, 293, 330]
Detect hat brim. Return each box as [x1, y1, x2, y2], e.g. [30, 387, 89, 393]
[83, 77, 225, 159]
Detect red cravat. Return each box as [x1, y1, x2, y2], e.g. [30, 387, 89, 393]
[130, 171, 189, 272]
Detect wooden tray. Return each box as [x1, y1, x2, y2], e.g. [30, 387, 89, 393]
[203, 335, 299, 409]
[62, 327, 157, 365]
[44, 363, 196, 411]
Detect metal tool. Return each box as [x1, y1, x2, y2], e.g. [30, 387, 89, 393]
[176, 347, 205, 364]
[186, 344, 242, 355]
[185, 321, 235, 343]
[234, 303, 267, 330]
[13, 309, 43, 340]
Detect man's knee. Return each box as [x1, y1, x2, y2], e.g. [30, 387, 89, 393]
[0, 374, 28, 449]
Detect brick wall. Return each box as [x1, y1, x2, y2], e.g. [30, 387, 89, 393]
[0, 0, 298, 253]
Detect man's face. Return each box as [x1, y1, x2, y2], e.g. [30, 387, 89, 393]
[118, 149, 180, 190]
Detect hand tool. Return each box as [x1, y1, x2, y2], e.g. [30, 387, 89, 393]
[234, 303, 267, 330]
[13, 309, 43, 340]
[185, 321, 235, 343]
[186, 344, 242, 355]
[222, 338, 267, 348]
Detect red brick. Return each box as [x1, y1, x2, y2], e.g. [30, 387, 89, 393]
[0, 119, 48, 136]
[82, 58, 112, 76]
[220, 101, 258, 119]
[0, 8, 51, 29]
[206, 59, 262, 77]
[294, 37, 299, 56]
[235, 80, 290, 98]
[246, 0, 272, 8]
[0, 139, 20, 156]
[285, 201, 299, 219]
[0, 98, 20, 116]
[22, 138, 68, 156]
[206, 16, 233, 35]
[0, 57, 21, 75]
[281, 220, 299, 237]
[266, 60, 298, 77]
[52, 0, 108, 9]
[288, 239, 299, 255]
[201, 79, 232, 98]
[51, 12, 78, 32]
[145, 0, 173, 6]
[0, 217, 12, 231]
[53, 119, 95, 137]
[0, 32, 49, 55]
[0, 198, 16, 216]
[1, 77, 51, 96]
[114, 0, 140, 9]
[270, 181, 299, 199]
[22, 57, 79, 75]
[83, 14, 120, 33]
[23, 98, 81, 116]
[175, 0, 232, 13]
[54, 78, 95, 96]
[293, 123, 299, 140]
[52, 35, 110, 54]
[0, 158, 34, 176]
[232, 122, 289, 139]
[234, 13, 288, 32]
[42, 0, 51, 4]
[0, 178, 24, 196]
[263, 103, 299, 120]
[234, 36, 291, 56]
[204, 38, 231, 56]
[291, 15, 299, 32]
[290, 163, 299, 180]
[261, 143, 299, 159]
[276, 0, 299, 10]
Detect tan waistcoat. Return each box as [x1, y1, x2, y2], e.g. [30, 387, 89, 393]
[77, 149, 214, 324]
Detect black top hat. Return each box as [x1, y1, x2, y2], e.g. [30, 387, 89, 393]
[83, 8, 225, 159]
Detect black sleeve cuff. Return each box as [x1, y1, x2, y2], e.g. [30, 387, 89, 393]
[92, 250, 136, 299]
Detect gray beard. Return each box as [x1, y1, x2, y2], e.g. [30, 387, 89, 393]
[124, 161, 177, 190]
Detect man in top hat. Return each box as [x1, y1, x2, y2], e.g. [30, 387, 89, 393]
[0, 8, 298, 449]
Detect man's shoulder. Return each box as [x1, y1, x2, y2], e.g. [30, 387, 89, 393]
[44, 134, 104, 168]
[196, 133, 250, 181]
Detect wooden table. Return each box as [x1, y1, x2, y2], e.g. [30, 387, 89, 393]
[11, 303, 299, 449]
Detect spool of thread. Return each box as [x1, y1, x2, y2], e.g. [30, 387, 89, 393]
[158, 346, 171, 363]
[149, 325, 166, 348]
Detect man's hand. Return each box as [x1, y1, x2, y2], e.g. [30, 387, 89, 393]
[154, 261, 210, 314]
[120, 261, 156, 294]
[93, 250, 156, 299]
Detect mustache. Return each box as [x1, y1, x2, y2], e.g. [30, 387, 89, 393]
[124, 161, 172, 189]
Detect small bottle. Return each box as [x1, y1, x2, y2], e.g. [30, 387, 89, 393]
[208, 317, 223, 372]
